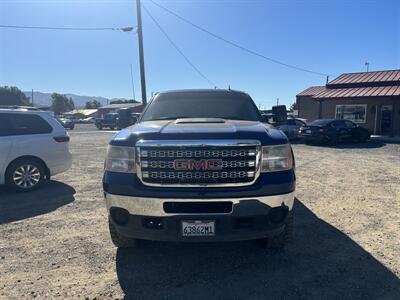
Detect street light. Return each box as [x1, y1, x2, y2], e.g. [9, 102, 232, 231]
[121, 27, 136, 32]
[365, 62, 370, 72]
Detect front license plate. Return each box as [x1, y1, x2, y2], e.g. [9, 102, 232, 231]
[182, 220, 215, 237]
[306, 130, 312, 133]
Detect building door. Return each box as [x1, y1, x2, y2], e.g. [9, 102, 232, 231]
[380, 105, 392, 134]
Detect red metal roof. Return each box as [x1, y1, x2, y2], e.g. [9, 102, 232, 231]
[313, 85, 400, 98]
[328, 70, 400, 85]
[297, 86, 326, 96]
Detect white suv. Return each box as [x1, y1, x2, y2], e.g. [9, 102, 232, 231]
[0, 108, 72, 191]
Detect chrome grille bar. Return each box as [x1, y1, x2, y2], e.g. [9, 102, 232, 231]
[136, 140, 261, 187]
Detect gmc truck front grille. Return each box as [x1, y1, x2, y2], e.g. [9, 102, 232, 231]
[136, 140, 261, 187]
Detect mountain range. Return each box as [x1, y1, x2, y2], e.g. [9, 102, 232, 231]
[23, 91, 131, 108]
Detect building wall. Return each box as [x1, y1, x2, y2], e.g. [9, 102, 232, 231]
[320, 97, 400, 135]
[297, 95, 400, 135]
[296, 96, 320, 122]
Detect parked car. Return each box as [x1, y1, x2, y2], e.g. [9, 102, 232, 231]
[103, 89, 295, 249]
[299, 119, 370, 144]
[57, 118, 75, 130]
[95, 113, 119, 130]
[278, 118, 307, 140]
[0, 108, 72, 191]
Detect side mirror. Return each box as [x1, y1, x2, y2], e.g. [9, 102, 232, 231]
[262, 115, 272, 124]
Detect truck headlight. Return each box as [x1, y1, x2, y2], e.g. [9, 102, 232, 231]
[261, 144, 293, 172]
[105, 145, 136, 173]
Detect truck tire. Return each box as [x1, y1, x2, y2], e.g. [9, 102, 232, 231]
[268, 212, 293, 250]
[258, 212, 293, 250]
[108, 217, 137, 248]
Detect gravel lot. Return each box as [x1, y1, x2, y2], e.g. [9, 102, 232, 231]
[1, 124, 399, 299]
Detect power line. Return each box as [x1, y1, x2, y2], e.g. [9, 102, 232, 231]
[149, 0, 332, 77]
[0, 24, 136, 32]
[142, 4, 216, 87]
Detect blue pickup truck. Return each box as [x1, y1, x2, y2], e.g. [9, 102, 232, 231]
[103, 89, 296, 249]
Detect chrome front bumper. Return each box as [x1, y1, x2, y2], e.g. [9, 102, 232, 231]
[105, 192, 295, 217]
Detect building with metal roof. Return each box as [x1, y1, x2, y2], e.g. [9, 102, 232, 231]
[296, 69, 400, 136]
[64, 109, 99, 119]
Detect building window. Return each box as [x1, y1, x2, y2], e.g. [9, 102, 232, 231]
[335, 105, 367, 123]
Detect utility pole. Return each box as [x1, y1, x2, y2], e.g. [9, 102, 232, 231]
[31, 89, 34, 106]
[276, 98, 279, 106]
[136, 0, 147, 105]
[130, 64, 136, 100]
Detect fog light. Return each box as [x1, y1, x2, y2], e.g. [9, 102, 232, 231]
[110, 207, 129, 226]
[143, 218, 163, 230]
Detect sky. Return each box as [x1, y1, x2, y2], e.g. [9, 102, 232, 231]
[0, 0, 399, 108]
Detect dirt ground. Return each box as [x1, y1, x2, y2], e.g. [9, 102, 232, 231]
[1, 124, 399, 299]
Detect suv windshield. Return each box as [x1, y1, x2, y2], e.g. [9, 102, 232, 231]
[141, 91, 261, 122]
[105, 114, 118, 120]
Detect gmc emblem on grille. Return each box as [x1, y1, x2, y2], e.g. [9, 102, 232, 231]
[173, 159, 223, 171]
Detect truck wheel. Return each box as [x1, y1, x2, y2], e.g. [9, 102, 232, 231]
[258, 212, 293, 250]
[108, 217, 137, 248]
[269, 212, 293, 250]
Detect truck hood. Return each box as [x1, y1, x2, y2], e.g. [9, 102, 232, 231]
[110, 119, 288, 146]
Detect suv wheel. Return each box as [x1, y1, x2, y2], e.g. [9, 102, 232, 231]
[6, 159, 46, 192]
[258, 212, 294, 250]
[108, 217, 137, 248]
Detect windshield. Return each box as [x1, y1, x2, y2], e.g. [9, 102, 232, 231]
[141, 92, 261, 122]
[309, 119, 333, 126]
[105, 114, 117, 120]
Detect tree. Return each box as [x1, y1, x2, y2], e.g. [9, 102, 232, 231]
[0, 86, 31, 106]
[290, 102, 298, 111]
[51, 93, 75, 115]
[85, 100, 102, 109]
[67, 97, 75, 110]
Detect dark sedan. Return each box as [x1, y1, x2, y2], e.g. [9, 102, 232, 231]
[299, 119, 370, 144]
[57, 118, 75, 130]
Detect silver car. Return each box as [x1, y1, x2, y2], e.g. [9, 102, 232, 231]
[0, 108, 72, 191]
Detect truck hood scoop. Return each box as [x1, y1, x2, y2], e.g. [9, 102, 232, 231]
[175, 118, 226, 124]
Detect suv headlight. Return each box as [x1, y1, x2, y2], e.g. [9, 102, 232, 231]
[105, 145, 136, 173]
[261, 144, 293, 172]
